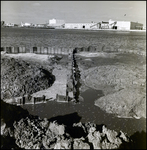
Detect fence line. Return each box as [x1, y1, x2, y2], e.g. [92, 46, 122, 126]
[16, 95, 46, 105]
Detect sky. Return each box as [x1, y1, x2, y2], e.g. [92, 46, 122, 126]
[1, 1, 146, 26]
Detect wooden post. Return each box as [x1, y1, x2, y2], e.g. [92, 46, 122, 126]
[19, 47, 23, 53]
[11, 47, 14, 53]
[20, 97, 22, 105]
[23, 96, 25, 104]
[66, 85, 69, 101]
[41, 46, 44, 54]
[34, 97, 35, 104]
[44, 47, 48, 54]
[33, 47, 37, 53]
[48, 47, 51, 54]
[22, 47, 26, 53]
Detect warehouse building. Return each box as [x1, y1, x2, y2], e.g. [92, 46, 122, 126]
[48, 18, 65, 28]
[64, 22, 99, 29]
[100, 21, 109, 29]
[21, 22, 32, 27]
[108, 19, 143, 30]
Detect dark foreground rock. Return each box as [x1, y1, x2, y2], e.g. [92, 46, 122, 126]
[1, 100, 146, 149]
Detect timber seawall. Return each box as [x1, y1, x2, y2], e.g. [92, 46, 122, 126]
[1, 46, 146, 56]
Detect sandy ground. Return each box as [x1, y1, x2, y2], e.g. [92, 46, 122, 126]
[31, 67, 67, 100]
[76, 52, 117, 58]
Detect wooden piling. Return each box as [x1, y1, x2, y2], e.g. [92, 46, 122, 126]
[33, 47, 37, 53]
[22, 47, 26, 53]
[19, 47, 23, 53]
[44, 47, 48, 54]
[23, 97, 25, 104]
[34, 97, 36, 104]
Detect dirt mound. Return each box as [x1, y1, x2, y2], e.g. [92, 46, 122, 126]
[84, 65, 145, 92]
[95, 87, 146, 118]
[80, 64, 146, 118]
[1, 55, 55, 100]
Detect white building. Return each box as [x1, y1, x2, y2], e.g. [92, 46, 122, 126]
[108, 19, 130, 30]
[21, 22, 31, 27]
[64, 23, 99, 29]
[49, 18, 65, 27]
[108, 19, 143, 30]
[49, 18, 57, 24]
[5, 23, 14, 27]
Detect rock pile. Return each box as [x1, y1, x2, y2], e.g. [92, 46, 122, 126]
[1, 115, 129, 149]
[10, 118, 129, 149]
[1, 55, 55, 100]
[1, 100, 146, 149]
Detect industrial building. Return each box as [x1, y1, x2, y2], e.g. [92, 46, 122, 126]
[48, 18, 65, 28]
[21, 22, 32, 27]
[64, 22, 99, 29]
[64, 19, 143, 30]
[108, 19, 143, 30]
[5, 23, 15, 27]
[100, 21, 109, 29]
[2, 18, 144, 30]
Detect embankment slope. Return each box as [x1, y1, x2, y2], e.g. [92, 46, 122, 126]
[1, 54, 55, 100]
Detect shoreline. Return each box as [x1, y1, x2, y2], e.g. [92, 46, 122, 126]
[62, 28, 146, 32]
[1, 26, 146, 32]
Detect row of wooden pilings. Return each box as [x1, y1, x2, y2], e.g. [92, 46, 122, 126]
[1, 45, 114, 54]
[1, 46, 74, 54]
[17, 95, 46, 105]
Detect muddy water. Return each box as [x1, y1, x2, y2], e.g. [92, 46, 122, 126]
[22, 88, 146, 136]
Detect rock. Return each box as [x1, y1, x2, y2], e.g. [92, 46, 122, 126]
[73, 122, 86, 133]
[102, 125, 118, 143]
[84, 122, 96, 133]
[42, 121, 67, 149]
[42, 132, 56, 149]
[54, 139, 71, 149]
[49, 121, 65, 135]
[119, 130, 129, 142]
[1, 119, 6, 135]
[101, 138, 118, 149]
[89, 126, 96, 133]
[1, 100, 131, 149]
[13, 117, 44, 149]
[88, 131, 102, 149]
[39, 118, 49, 129]
[87, 125, 129, 149]
[73, 137, 90, 149]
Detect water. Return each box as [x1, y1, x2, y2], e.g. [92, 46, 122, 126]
[22, 88, 146, 136]
[1, 28, 146, 52]
[1, 28, 146, 136]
